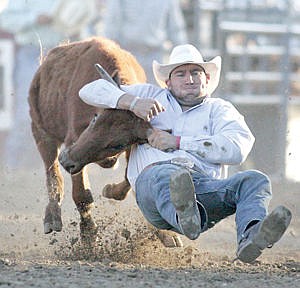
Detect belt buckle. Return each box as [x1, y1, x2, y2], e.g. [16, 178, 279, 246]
[170, 157, 194, 169]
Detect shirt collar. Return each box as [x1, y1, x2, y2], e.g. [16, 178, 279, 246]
[165, 89, 209, 112]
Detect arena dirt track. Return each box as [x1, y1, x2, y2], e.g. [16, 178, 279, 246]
[0, 156, 299, 287]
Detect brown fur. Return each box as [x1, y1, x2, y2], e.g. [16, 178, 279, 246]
[28, 37, 150, 242]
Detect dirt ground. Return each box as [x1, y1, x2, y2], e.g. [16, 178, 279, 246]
[0, 154, 299, 287]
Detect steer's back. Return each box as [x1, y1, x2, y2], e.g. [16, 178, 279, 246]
[28, 37, 147, 145]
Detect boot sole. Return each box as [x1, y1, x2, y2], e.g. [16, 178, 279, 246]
[170, 169, 201, 240]
[238, 205, 292, 263]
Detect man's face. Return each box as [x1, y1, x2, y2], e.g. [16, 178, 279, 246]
[166, 64, 209, 107]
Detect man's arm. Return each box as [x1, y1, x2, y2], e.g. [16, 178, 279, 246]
[147, 100, 255, 165]
[79, 79, 165, 121]
[179, 102, 255, 165]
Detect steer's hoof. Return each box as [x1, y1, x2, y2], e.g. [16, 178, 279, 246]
[44, 202, 63, 234]
[156, 230, 183, 248]
[80, 217, 98, 246]
[44, 220, 63, 234]
[97, 157, 118, 168]
[102, 183, 128, 200]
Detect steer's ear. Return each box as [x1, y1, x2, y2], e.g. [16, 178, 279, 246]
[111, 70, 121, 88]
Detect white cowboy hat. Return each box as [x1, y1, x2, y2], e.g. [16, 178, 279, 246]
[152, 44, 222, 95]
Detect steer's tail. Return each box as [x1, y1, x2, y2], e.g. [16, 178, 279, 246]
[28, 68, 43, 128]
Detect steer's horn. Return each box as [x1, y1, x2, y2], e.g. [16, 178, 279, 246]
[94, 63, 119, 88]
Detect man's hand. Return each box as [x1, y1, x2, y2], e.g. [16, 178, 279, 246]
[148, 128, 178, 151]
[117, 94, 165, 121]
[132, 98, 165, 121]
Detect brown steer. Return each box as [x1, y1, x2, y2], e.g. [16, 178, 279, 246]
[29, 37, 151, 242]
[29, 37, 182, 247]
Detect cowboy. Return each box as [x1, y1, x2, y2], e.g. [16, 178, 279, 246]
[79, 44, 292, 263]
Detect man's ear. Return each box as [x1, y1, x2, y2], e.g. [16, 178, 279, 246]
[166, 79, 171, 89]
[206, 73, 210, 84]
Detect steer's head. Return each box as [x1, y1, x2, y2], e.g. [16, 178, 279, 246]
[59, 109, 152, 174]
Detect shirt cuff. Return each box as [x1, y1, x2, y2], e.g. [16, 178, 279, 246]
[79, 79, 126, 108]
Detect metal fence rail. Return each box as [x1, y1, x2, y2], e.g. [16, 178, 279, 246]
[184, 0, 300, 181]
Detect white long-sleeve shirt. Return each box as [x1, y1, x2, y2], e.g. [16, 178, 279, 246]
[79, 80, 255, 188]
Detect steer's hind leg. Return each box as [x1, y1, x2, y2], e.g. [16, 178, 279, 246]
[31, 123, 64, 234]
[71, 167, 98, 244]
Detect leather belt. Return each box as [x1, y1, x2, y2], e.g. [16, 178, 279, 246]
[144, 157, 204, 174]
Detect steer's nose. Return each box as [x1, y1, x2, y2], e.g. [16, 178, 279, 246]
[58, 148, 76, 174]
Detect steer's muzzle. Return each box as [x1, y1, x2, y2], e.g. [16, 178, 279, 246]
[58, 148, 83, 174]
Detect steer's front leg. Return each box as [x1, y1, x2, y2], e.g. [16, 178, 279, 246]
[31, 123, 64, 234]
[102, 149, 132, 200]
[102, 179, 131, 200]
[71, 167, 98, 245]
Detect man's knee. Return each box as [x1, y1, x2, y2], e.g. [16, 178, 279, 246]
[240, 170, 272, 196]
[242, 169, 271, 182]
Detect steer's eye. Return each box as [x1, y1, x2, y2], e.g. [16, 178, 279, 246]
[114, 144, 125, 150]
[92, 114, 98, 123]
[89, 114, 98, 128]
[109, 144, 127, 151]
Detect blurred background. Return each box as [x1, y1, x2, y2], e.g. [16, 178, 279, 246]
[0, 0, 299, 184]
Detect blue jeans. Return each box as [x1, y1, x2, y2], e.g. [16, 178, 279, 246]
[135, 163, 272, 243]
